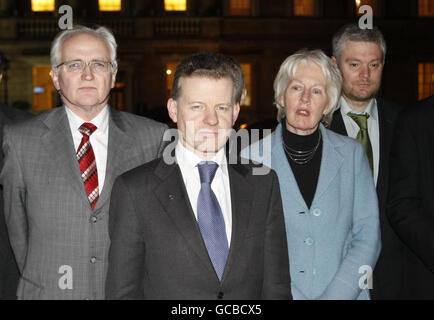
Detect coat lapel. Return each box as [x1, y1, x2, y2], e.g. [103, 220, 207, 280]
[41, 107, 90, 206]
[312, 125, 345, 202]
[375, 98, 394, 208]
[270, 124, 344, 208]
[153, 160, 217, 277]
[94, 108, 138, 211]
[220, 163, 253, 282]
[271, 125, 308, 209]
[330, 109, 348, 136]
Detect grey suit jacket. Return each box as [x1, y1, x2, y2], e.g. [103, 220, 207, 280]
[105, 156, 292, 300]
[0, 104, 32, 299]
[0, 106, 167, 300]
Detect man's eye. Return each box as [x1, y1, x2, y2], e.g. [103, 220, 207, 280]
[192, 105, 202, 110]
[68, 62, 82, 69]
[313, 89, 322, 95]
[93, 62, 106, 68]
[350, 63, 358, 68]
[291, 85, 301, 91]
[216, 105, 229, 111]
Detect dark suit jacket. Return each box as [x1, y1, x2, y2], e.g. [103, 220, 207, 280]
[329, 97, 405, 299]
[105, 156, 292, 300]
[387, 95, 434, 299]
[0, 104, 32, 299]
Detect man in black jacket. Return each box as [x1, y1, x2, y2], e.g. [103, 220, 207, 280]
[0, 51, 32, 300]
[329, 24, 405, 299]
[388, 95, 434, 299]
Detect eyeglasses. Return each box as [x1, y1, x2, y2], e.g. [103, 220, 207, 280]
[56, 60, 113, 73]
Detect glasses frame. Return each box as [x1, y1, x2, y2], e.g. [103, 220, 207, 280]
[56, 60, 113, 73]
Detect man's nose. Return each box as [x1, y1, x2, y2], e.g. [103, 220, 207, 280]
[204, 109, 218, 125]
[359, 64, 370, 79]
[81, 63, 95, 80]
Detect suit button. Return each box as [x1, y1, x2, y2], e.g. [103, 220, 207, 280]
[312, 208, 321, 217]
[90, 257, 97, 264]
[304, 237, 314, 246]
[217, 292, 224, 299]
[90, 216, 98, 223]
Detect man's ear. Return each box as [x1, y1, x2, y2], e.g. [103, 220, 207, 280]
[111, 68, 118, 88]
[240, 88, 247, 106]
[50, 69, 60, 90]
[167, 98, 178, 123]
[232, 103, 240, 126]
[0, 74, 2, 82]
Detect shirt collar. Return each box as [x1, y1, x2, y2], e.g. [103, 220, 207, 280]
[65, 105, 109, 134]
[340, 97, 377, 121]
[175, 141, 227, 171]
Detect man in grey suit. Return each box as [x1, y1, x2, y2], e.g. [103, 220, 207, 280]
[0, 25, 167, 299]
[0, 51, 32, 299]
[105, 52, 292, 300]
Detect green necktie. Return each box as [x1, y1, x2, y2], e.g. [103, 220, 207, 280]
[347, 112, 373, 172]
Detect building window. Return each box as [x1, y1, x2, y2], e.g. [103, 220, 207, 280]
[166, 62, 179, 98]
[293, 0, 315, 16]
[418, 63, 434, 100]
[31, 0, 55, 12]
[230, 0, 250, 16]
[165, 0, 187, 11]
[33, 66, 56, 111]
[98, 0, 122, 11]
[240, 63, 251, 106]
[419, 0, 434, 16]
[355, 0, 376, 15]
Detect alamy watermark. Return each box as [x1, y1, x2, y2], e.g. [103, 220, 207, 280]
[161, 122, 272, 176]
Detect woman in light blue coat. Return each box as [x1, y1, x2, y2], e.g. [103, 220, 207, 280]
[242, 49, 381, 299]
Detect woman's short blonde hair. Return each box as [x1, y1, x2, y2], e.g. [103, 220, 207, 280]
[274, 49, 342, 127]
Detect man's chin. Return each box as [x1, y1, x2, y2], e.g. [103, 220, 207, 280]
[195, 142, 225, 156]
[347, 91, 378, 103]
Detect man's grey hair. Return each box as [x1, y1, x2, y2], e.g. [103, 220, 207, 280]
[332, 23, 387, 63]
[50, 25, 118, 74]
[274, 49, 343, 127]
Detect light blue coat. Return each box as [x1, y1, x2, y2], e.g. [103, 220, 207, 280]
[241, 124, 381, 300]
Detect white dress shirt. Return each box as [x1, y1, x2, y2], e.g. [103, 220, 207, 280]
[65, 105, 109, 192]
[339, 97, 380, 185]
[175, 142, 232, 245]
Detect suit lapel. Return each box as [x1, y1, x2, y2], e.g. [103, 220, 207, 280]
[153, 160, 217, 276]
[152, 157, 255, 283]
[330, 109, 348, 136]
[94, 108, 138, 211]
[271, 125, 308, 208]
[221, 163, 253, 282]
[312, 126, 345, 202]
[41, 107, 90, 206]
[375, 98, 394, 207]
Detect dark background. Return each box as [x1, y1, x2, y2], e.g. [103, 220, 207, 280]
[0, 0, 433, 128]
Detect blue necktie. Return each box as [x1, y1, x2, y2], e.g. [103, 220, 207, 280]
[197, 161, 229, 281]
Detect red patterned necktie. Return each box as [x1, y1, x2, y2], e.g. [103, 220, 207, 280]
[77, 123, 99, 210]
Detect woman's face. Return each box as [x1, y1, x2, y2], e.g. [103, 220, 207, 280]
[280, 62, 329, 136]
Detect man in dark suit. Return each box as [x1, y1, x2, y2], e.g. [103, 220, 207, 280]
[0, 26, 167, 299]
[388, 95, 434, 299]
[0, 51, 32, 299]
[105, 52, 292, 300]
[329, 24, 404, 299]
